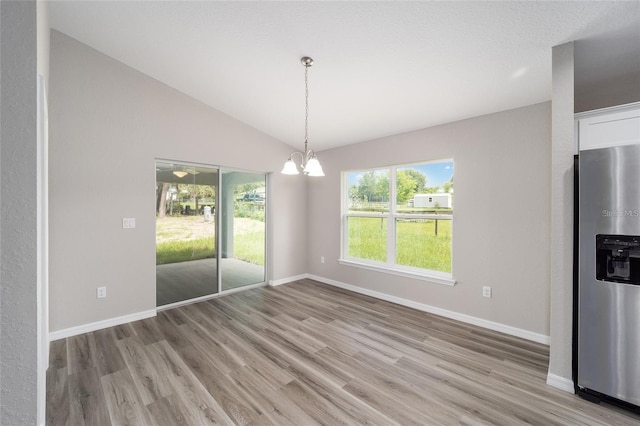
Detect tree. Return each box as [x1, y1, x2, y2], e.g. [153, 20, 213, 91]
[443, 175, 454, 193]
[376, 173, 389, 201]
[357, 171, 389, 202]
[396, 170, 417, 203]
[348, 185, 360, 202]
[402, 169, 427, 194]
[239, 183, 261, 194]
[156, 183, 169, 217]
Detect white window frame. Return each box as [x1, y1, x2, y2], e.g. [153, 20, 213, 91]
[339, 161, 455, 286]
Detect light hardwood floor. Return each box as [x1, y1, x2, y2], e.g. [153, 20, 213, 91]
[47, 279, 640, 425]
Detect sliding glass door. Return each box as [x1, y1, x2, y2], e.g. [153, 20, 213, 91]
[155, 162, 218, 306]
[221, 171, 266, 291]
[156, 162, 266, 307]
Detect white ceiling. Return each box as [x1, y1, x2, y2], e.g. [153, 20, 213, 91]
[49, 1, 640, 151]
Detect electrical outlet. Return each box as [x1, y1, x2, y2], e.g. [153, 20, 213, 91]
[97, 287, 107, 299]
[482, 286, 492, 298]
[320, 256, 325, 264]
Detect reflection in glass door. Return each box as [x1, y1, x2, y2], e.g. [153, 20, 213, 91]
[155, 161, 218, 306]
[221, 171, 266, 291]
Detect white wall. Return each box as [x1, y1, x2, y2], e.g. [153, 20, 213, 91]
[48, 31, 307, 332]
[307, 102, 551, 337]
[547, 42, 575, 390]
[37, 0, 49, 90]
[36, 3, 51, 424]
[0, 1, 38, 424]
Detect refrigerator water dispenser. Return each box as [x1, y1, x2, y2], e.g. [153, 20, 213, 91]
[595, 234, 640, 285]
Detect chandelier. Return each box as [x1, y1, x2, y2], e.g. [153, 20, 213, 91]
[281, 56, 324, 177]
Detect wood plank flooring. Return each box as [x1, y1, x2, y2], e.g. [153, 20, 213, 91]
[47, 279, 640, 425]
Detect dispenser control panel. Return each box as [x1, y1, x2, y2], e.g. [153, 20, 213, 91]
[595, 234, 640, 285]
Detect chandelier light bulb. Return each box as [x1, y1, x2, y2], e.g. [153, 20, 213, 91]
[281, 159, 300, 175]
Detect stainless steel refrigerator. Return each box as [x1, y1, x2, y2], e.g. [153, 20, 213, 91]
[578, 143, 640, 408]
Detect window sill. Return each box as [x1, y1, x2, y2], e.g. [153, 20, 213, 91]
[338, 259, 456, 286]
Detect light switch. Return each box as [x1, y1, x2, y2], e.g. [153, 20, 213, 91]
[122, 218, 136, 229]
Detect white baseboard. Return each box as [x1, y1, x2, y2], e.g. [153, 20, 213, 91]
[546, 373, 575, 393]
[49, 275, 552, 347]
[307, 274, 550, 345]
[269, 273, 309, 287]
[49, 309, 156, 341]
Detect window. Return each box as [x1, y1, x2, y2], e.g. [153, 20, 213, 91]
[341, 159, 454, 285]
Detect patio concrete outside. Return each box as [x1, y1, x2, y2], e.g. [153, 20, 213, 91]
[156, 258, 265, 306]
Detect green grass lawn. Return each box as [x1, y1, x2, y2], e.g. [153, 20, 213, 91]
[156, 238, 215, 265]
[156, 215, 265, 266]
[348, 217, 451, 273]
[156, 234, 265, 266]
[347, 217, 388, 261]
[157, 215, 449, 272]
[232, 231, 265, 266]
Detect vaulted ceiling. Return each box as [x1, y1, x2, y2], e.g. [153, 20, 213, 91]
[49, 1, 640, 150]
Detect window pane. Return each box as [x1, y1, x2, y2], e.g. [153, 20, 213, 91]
[221, 171, 266, 291]
[397, 161, 453, 215]
[396, 218, 452, 273]
[346, 169, 390, 213]
[155, 162, 218, 306]
[347, 216, 387, 262]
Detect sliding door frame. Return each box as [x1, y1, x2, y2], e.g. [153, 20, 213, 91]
[155, 158, 269, 310]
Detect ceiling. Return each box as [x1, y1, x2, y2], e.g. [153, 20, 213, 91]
[49, 1, 640, 151]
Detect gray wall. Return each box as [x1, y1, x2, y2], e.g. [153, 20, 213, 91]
[575, 35, 640, 113]
[1, 1, 38, 424]
[575, 70, 640, 113]
[307, 102, 551, 336]
[49, 31, 307, 332]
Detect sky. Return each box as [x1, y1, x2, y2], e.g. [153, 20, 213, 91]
[347, 160, 454, 188]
